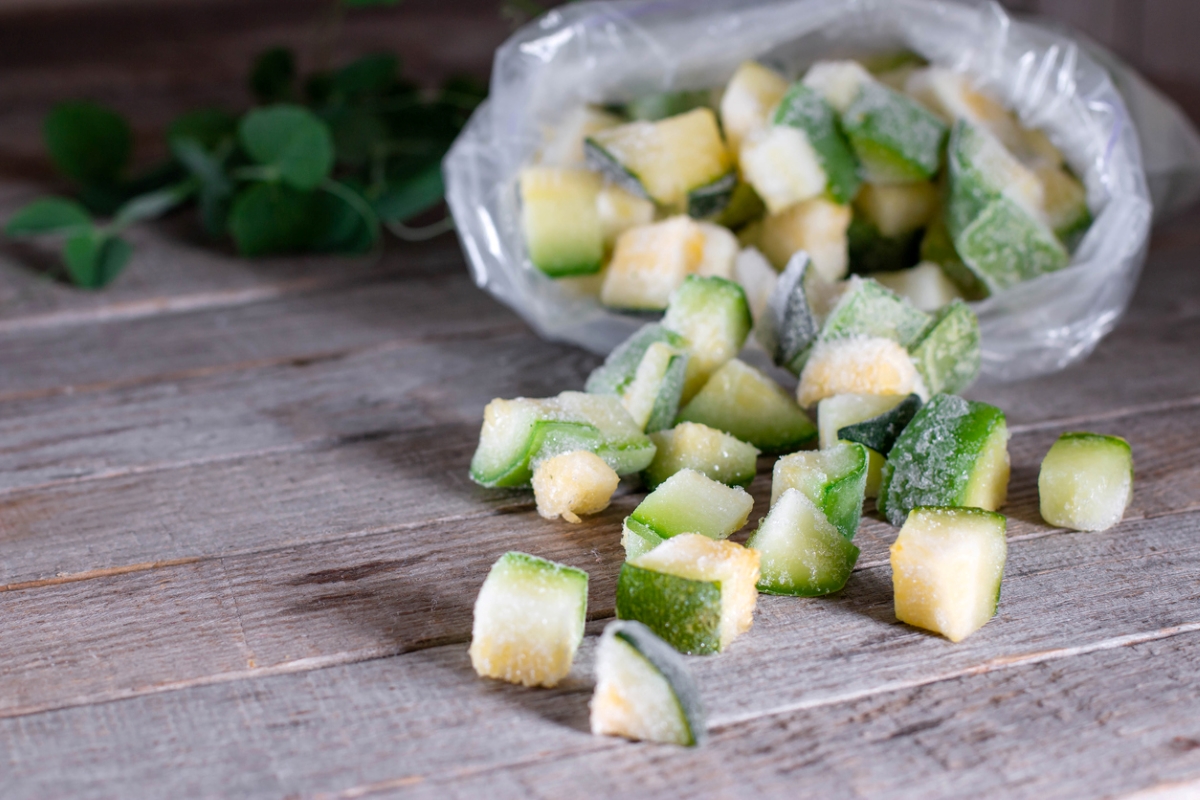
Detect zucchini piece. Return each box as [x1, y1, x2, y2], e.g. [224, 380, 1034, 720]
[470, 391, 656, 488]
[847, 217, 922, 275]
[747, 487, 860, 596]
[770, 441, 869, 540]
[817, 392, 911, 498]
[907, 298, 981, 396]
[840, 79, 948, 184]
[855, 181, 939, 238]
[772, 83, 862, 204]
[756, 252, 822, 374]
[1038, 432, 1133, 532]
[591, 620, 706, 746]
[687, 172, 739, 220]
[802, 60, 874, 115]
[585, 108, 734, 210]
[879, 393, 1010, 526]
[539, 105, 623, 168]
[1036, 164, 1091, 250]
[622, 468, 754, 559]
[733, 246, 778, 323]
[890, 507, 1007, 642]
[586, 323, 688, 433]
[597, 184, 656, 251]
[695, 222, 739, 280]
[920, 214, 989, 301]
[818, 276, 932, 350]
[720, 61, 790, 155]
[678, 358, 817, 454]
[622, 89, 714, 122]
[644, 422, 760, 490]
[739, 125, 829, 215]
[714, 180, 767, 230]
[946, 120, 1067, 293]
[836, 393, 922, 455]
[662, 275, 753, 403]
[869, 261, 965, 312]
[519, 167, 604, 277]
[616, 534, 760, 655]
[797, 336, 923, 408]
[469, 552, 588, 687]
[532, 450, 620, 523]
[758, 196, 852, 281]
[600, 216, 705, 310]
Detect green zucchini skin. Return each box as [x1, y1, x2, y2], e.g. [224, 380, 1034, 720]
[907, 299, 981, 396]
[848, 216, 922, 275]
[841, 81, 948, 184]
[748, 488, 861, 596]
[604, 620, 707, 746]
[616, 563, 722, 656]
[585, 323, 689, 433]
[687, 171, 738, 219]
[756, 252, 821, 374]
[772, 83, 862, 205]
[837, 393, 922, 455]
[583, 137, 650, 200]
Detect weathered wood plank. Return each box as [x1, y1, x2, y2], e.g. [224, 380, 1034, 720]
[3, 524, 1198, 798]
[411, 630, 1200, 800]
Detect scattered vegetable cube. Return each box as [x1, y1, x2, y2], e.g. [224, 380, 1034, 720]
[644, 422, 760, 490]
[1038, 432, 1133, 531]
[532, 450, 620, 523]
[906, 298, 981, 396]
[797, 336, 923, 408]
[772, 82, 862, 204]
[519, 167, 604, 277]
[720, 61, 790, 154]
[601, 216, 705, 310]
[771, 441, 869, 539]
[663, 275, 753, 403]
[585, 323, 688, 432]
[621, 468, 753, 560]
[747, 487, 860, 596]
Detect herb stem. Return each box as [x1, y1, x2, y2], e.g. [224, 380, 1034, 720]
[386, 216, 455, 242]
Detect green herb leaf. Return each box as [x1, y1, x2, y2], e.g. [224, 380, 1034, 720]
[228, 182, 318, 256]
[44, 101, 132, 185]
[5, 197, 92, 236]
[373, 161, 444, 224]
[250, 47, 296, 105]
[311, 182, 376, 254]
[63, 230, 132, 288]
[172, 138, 234, 236]
[332, 54, 399, 98]
[239, 105, 335, 191]
[113, 181, 196, 227]
[168, 109, 239, 151]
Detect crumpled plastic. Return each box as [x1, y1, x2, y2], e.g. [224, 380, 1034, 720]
[445, 0, 1200, 381]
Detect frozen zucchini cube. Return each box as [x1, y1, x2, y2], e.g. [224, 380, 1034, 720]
[771, 441, 869, 540]
[747, 487, 860, 596]
[532, 450, 620, 523]
[720, 61, 790, 154]
[797, 336, 922, 408]
[803, 60, 874, 114]
[519, 167, 605, 277]
[818, 392, 918, 498]
[601, 217, 705, 310]
[841, 80, 947, 184]
[621, 468, 754, 559]
[616, 534, 760, 655]
[739, 125, 828, 215]
[644, 422, 760, 490]
[538, 105, 623, 168]
[869, 261, 965, 312]
[695, 222, 739, 280]
[1038, 432, 1133, 532]
[585, 107, 734, 211]
[678, 358, 817, 454]
[756, 252, 822, 374]
[597, 184, 656, 251]
[663, 275, 753, 403]
[891, 507, 1007, 642]
[469, 552, 589, 687]
[818, 275, 932, 350]
[469, 391, 656, 488]
[879, 393, 1010, 526]
[759, 196, 853, 281]
[586, 323, 688, 433]
[907, 298, 981, 395]
[713, 180, 767, 229]
[772, 82, 862, 204]
[590, 620, 705, 746]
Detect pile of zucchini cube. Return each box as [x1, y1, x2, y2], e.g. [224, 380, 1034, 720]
[465, 57, 1130, 749]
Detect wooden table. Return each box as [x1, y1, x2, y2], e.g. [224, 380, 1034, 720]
[3, 5, 1200, 799]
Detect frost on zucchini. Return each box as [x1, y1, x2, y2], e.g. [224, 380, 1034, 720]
[890, 507, 1007, 642]
[834, 393, 922, 456]
[678, 359, 817, 454]
[469, 552, 588, 687]
[663, 276, 752, 403]
[644, 422, 760, 490]
[817, 392, 916, 498]
[758, 196, 853, 281]
[772, 83, 862, 204]
[747, 488, 860, 596]
[470, 391, 656, 488]
[740, 124, 828, 215]
[519, 167, 605, 277]
[879, 393, 1010, 526]
[590, 620, 705, 746]
[907, 298, 981, 396]
[946, 120, 1068, 293]
[538, 105, 622, 168]
[797, 336, 922, 408]
[756, 252, 824, 375]
[616, 534, 760, 655]
[586, 323, 688, 432]
[601, 216, 706, 310]
[771, 442, 869, 540]
[622, 468, 753, 560]
[819, 276, 932, 351]
[720, 61, 790, 155]
[532, 450, 620, 523]
[1038, 432, 1133, 532]
[585, 107, 734, 212]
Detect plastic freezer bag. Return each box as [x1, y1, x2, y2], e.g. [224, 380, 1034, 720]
[445, 0, 1186, 381]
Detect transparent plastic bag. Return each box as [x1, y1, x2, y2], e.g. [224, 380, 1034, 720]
[445, 0, 1197, 381]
